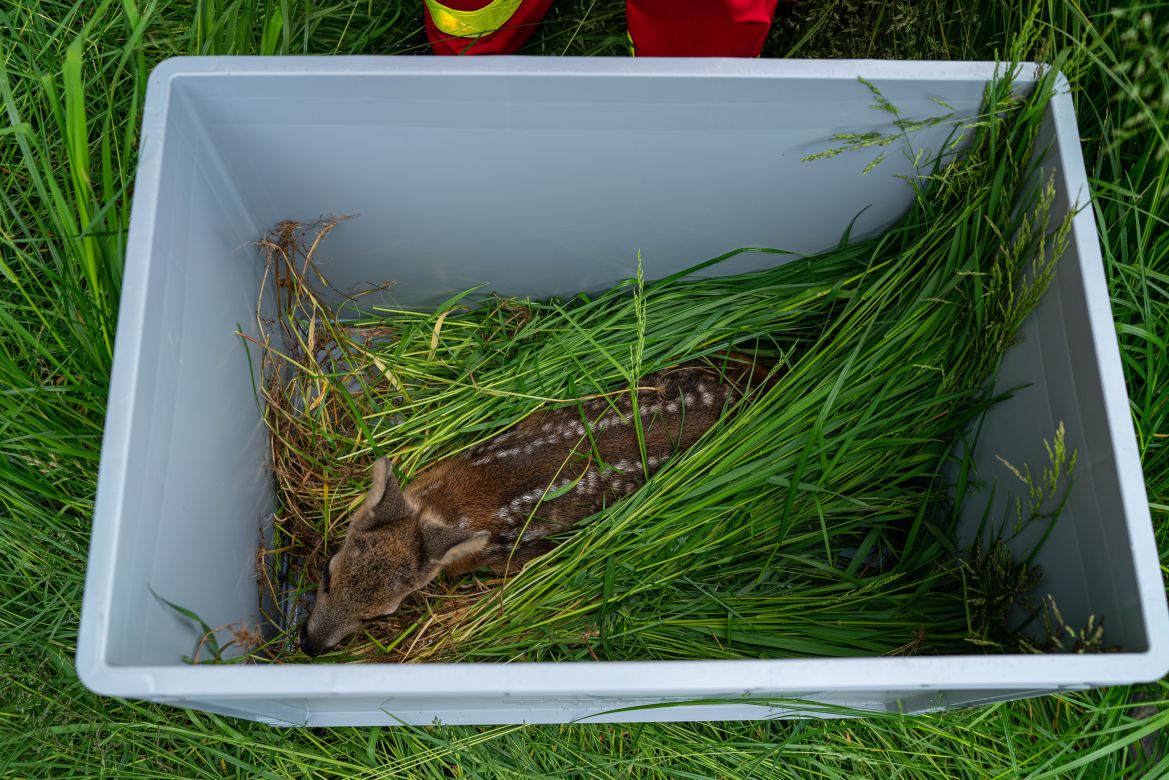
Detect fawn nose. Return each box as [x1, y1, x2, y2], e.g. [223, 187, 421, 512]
[299, 622, 323, 657]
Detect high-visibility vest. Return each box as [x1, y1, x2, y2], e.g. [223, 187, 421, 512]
[423, 0, 554, 55]
[422, 0, 788, 57]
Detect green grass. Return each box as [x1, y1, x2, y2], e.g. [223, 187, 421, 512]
[1, 0, 1166, 776]
[255, 73, 1076, 667]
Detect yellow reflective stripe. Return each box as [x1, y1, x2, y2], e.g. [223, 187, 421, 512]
[424, 0, 524, 38]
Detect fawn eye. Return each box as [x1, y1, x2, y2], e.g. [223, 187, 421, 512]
[320, 557, 332, 594]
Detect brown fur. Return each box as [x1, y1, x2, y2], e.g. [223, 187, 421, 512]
[299, 356, 772, 656]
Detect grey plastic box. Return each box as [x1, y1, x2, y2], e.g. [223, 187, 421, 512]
[76, 57, 1169, 727]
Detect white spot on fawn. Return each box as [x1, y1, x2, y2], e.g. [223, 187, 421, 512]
[418, 480, 444, 496]
[501, 525, 551, 543]
[578, 470, 600, 493]
[595, 415, 629, 434]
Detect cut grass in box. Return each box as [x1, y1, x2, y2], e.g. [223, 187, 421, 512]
[239, 69, 1081, 665]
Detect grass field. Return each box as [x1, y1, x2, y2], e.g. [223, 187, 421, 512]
[1, 0, 1166, 777]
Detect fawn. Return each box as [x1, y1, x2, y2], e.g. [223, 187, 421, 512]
[299, 356, 771, 656]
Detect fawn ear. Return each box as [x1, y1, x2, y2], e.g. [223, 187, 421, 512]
[353, 458, 409, 530]
[420, 519, 489, 568]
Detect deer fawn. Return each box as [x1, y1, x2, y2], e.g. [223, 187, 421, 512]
[299, 356, 771, 656]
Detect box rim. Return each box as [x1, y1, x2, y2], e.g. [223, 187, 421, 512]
[76, 53, 178, 694]
[76, 651, 1169, 699]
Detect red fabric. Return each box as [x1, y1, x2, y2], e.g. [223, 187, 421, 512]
[425, 0, 554, 55]
[627, 0, 782, 57]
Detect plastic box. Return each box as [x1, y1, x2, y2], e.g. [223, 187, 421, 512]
[76, 57, 1169, 727]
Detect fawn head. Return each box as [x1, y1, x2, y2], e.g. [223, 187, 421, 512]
[298, 458, 488, 657]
